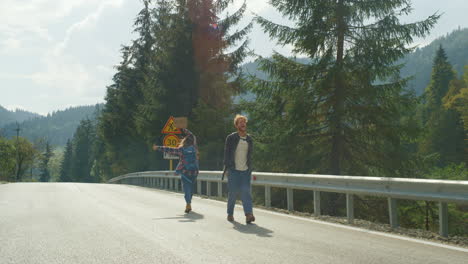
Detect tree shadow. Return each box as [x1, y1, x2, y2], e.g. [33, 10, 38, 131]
[152, 211, 204, 223]
[231, 221, 274, 237]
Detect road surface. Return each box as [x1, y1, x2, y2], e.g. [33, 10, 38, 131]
[1, 183, 467, 263]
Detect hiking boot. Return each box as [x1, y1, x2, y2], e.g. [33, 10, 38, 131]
[185, 204, 192, 213]
[246, 213, 255, 224]
[227, 215, 234, 222]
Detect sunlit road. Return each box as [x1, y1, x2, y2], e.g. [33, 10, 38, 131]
[0, 183, 467, 264]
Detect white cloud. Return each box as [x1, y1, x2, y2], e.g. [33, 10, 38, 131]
[1, 0, 468, 115]
[53, 0, 125, 56]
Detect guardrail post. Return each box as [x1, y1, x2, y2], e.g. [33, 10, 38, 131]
[197, 180, 202, 195]
[217, 182, 222, 197]
[265, 186, 271, 207]
[346, 194, 354, 224]
[175, 179, 179, 191]
[439, 202, 448, 237]
[170, 178, 174, 190]
[388, 197, 399, 228]
[314, 191, 321, 216]
[287, 188, 294, 211]
[207, 181, 212, 196]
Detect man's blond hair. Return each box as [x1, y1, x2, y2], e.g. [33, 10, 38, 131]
[234, 114, 248, 126]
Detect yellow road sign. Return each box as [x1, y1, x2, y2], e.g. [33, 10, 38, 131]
[163, 134, 180, 147]
[162, 134, 180, 160]
[161, 116, 182, 134]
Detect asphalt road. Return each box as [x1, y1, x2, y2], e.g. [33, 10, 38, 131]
[1, 183, 467, 264]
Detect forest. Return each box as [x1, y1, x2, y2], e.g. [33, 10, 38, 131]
[1, 0, 466, 236]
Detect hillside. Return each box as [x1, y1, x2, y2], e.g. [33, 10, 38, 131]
[241, 28, 468, 96]
[401, 27, 468, 95]
[0, 106, 41, 127]
[1, 104, 102, 146]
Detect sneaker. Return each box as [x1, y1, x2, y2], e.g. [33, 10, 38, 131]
[227, 215, 234, 222]
[246, 213, 255, 224]
[185, 204, 192, 213]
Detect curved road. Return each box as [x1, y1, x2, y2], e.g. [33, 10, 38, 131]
[0, 183, 467, 264]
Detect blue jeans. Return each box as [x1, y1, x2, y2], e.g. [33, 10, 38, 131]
[181, 173, 197, 204]
[227, 169, 253, 216]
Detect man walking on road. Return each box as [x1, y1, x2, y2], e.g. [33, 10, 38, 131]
[223, 114, 255, 223]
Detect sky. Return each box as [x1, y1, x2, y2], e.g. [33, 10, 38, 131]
[1, 0, 467, 115]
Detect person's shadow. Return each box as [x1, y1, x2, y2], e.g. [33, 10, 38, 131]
[231, 221, 274, 237]
[152, 212, 204, 223]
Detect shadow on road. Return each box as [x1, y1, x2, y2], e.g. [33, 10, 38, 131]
[231, 221, 274, 237]
[152, 211, 204, 223]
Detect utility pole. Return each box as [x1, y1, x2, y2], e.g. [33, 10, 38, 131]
[14, 122, 21, 182]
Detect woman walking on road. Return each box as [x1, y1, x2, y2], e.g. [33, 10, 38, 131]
[153, 128, 199, 213]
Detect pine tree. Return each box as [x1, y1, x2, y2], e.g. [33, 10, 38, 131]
[71, 119, 95, 182]
[187, 0, 252, 169]
[189, 0, 252, 108]
[39, 141, 53, 182]
[59, 139, 73, 182]
[250, 0, 439, 175]
[419, 46, 465, 166]
[423, 46, 456, 118]
[133, 0, 252, 170]
[99, 1, 155, 176]
[444, 66, 468, 137]
[0, 138, 16, 181]
[247, 0, 438, 214]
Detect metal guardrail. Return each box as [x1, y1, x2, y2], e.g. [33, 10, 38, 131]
[107, 170, 468, 237]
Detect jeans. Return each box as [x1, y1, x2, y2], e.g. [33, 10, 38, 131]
[227, 169, 253, 215]
[181, 173, 197, 204]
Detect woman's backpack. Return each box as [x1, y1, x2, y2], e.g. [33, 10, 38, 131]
[182, 146, 198, 171]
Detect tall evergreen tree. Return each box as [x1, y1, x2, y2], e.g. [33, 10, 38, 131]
[99, 1, 155, 177]
[246, 0, 438, 214]
[249, 0, 439, 175]
[189, 0, 252, 108]
[0, 138, 16, 181]
[14, 137, 36, 182]
[419, 46, 465, 165]
[38, 141, 53, 182]
[134, 0, 252, 170]
[187, 0, 252, 169]
[71, 119, 95, 182]
[59, 139, 73, 182]
[444, 66, 468, 138]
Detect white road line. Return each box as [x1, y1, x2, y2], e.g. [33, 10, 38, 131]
[191, 193, 468, 253]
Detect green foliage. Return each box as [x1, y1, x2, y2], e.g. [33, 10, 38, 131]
[48, 147, 63, 182]
[0, 137, 15, 181]
[419, 46, 465, 166]
[59, 140, 73, 182]
[14, 137, 37, 182]
[97, 0, 251, 178]
[401, 27, 468, 95]
[0, 106, 40, 127]
[249, 0, 438, 177]
[1, 105, 101, 146]
[38, 142, 53, 182]
[190, 100, 233, 169]
[71, 119, 99, 183]
[426, 163, 468, 180]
